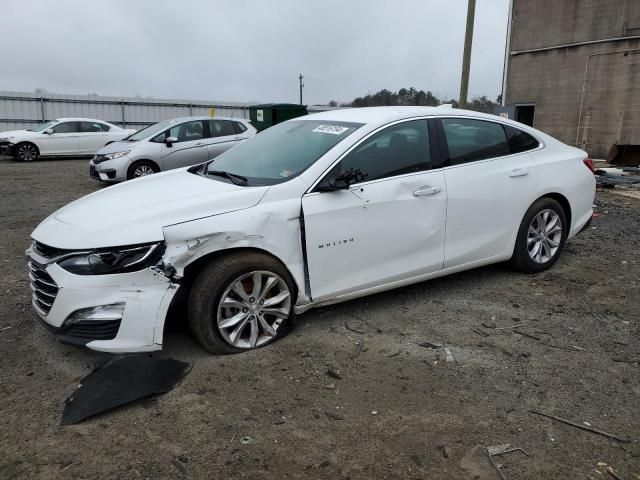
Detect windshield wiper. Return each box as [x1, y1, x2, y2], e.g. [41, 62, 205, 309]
[207, 170, 249, 186]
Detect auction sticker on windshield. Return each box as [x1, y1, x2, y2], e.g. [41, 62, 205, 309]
[312, 125, 350, 135]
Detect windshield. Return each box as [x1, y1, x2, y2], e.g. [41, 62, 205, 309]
[204, 120, 362, 185]
[126, 120, 174, 141]
[30, 120, 58, 132]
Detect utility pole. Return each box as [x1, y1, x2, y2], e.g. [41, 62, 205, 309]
[459, 0, 476, 107]
[299, 74, 304, 105]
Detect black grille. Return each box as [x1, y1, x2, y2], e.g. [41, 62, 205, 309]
[28, 261, 59, 315]
[33, 241, 73, 259]
[63, 319, 121, 340]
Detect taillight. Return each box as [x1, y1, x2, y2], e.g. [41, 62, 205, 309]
[583, 157, 595, 173]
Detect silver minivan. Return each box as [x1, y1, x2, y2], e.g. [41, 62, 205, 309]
[89, 116, 256, 182]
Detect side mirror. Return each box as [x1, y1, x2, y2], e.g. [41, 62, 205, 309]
[165, 136, 178, 147]
[315, 168, 367, 192]
[45, 129, 53, 135]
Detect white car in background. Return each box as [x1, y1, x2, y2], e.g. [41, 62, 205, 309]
[0, 118, 135, 161]
[89, 116, 256, 182]
[28, 107, 595, 355]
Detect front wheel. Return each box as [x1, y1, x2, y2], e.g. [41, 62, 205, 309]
[127, 160, 158, 180]
[188, 252, 296, 354]
[15, 142, 39, 162]
[510, 197, 568, 273]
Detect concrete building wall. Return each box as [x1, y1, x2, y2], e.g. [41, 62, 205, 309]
[505, 0, 640, 158]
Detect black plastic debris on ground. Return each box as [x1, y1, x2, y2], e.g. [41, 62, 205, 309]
[61, 355, 191, 425]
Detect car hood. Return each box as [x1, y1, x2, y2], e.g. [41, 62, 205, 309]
[0, 129, 31, 139]
[32, 169, 269, 249]
[97, 140, 143, 154]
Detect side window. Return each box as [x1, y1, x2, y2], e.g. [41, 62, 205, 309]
[51, 122, 81, 134]
[504, 125, 539, 154]
[331, 119, 430, 182]
[79, 122, 104, 133]
[441, 118, 508, 165]
[234, 121, 247, 133]
[157, 121, 205, 143]
[210, 120, 236, 137]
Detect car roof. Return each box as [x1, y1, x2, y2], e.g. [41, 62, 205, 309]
[302, 106, 509, 126]
[56, 117, 115, 124]
[164, 116, 250, 123]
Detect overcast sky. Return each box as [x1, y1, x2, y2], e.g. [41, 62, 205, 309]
[4, 0, 509, 105]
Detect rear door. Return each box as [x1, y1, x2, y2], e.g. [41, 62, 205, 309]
[38, 121, 80, 155]
[157, 120, 209, 169]
[77, 121, 109, 154]
[302, 118, 447, 300]
[437, 117, 540, 268]
[207, 119, 244, 159]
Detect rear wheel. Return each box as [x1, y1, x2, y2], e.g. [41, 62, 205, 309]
[15, 142, 39, 162]
[188, 252, 296, 354]
[127, 160, 158, 179]
[510, 197, 568, 273]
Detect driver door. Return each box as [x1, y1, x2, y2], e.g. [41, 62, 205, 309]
[158, 120, 209, 170]
[302, 119, 447, 301]
[38, 121, 80, 155]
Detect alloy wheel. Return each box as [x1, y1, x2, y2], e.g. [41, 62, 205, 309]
[217, 270, 291, 349]
[18, 144, 37, 161]
[527, 209, 562, 264]
[133, 165, 155, 177]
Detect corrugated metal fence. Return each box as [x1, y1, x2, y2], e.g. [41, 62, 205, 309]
[0, 91, 252, 132]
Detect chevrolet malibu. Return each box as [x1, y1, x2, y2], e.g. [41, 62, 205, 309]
[27, 107, 595, 354]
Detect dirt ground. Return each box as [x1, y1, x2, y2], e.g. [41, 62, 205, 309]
[0, 156, 638, 480]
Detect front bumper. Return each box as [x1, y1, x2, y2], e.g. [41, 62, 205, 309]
[27, 246, 177, 353]
[0, 142, 14, 156]
[89, 157, 127, 183]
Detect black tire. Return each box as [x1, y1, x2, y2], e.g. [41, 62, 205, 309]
[15, 142, 39, 162]
[188, 252, 297, 354]
[127, 160, 158, 180]
[510, 197, 568, 273]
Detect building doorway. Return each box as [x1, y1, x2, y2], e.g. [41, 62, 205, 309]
[515, 104, 535, 127]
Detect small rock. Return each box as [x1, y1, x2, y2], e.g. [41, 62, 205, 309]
[438, 443, 452, 459]
[481, 322, 497, 329]
[327, 368, 342, 380]
[417, 340, 442, 348]
[177, 455, 188, 464]
[325, 411, 345, 421]
[371, 410, 378, 415]
[325, 383, 335, 390]
[240, 436, 253, 445]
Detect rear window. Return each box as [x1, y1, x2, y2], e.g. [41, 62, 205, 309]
[504, 125, 539, 154]
[234, 122, 247, 133]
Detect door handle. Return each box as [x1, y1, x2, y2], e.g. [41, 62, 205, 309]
[413, 186, 442, 196]
[509, 168, 529, 177]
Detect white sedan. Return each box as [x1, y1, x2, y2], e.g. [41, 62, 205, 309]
[0, 118, 135, 161]
[28, 107, 595, 354]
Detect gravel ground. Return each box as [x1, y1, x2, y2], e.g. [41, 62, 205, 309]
[0, 156, 638, 480]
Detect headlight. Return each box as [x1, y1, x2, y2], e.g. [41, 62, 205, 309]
[104, 150, 130, 161]
[58, 242, 165, 275]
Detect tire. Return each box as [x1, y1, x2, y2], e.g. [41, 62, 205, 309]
[188, 252, 297, 354]
[127, 160, 158, 180]
[15, 142, 39, 162]
[510, 197, 568, 273]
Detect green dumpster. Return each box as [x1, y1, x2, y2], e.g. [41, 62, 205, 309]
[249, 103, 308, 132]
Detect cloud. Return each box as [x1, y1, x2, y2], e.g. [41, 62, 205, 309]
[2, 0, 509, 104]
